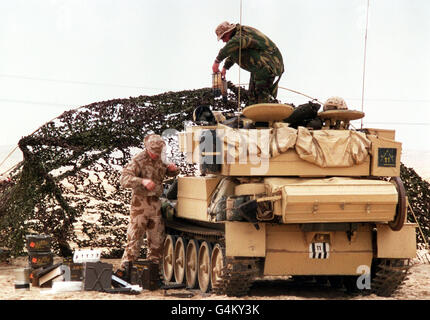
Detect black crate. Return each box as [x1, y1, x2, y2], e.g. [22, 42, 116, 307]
[83, 262, 113, 292]
[131, 260, 160, 291]
[63, 262, 84, 281]
[28, 251, 53, 269]
[26, 235, 52, 252]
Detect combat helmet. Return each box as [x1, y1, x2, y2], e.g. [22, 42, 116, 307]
[323, 96, 348, 111]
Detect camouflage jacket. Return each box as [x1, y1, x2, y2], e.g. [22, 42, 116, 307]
[119, 150, 178, 198]
[216, 24, 284, 76]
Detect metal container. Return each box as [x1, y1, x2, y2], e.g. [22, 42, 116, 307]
[25, 235, 52, 252]
[14, 268, 31, 291]
[83, 262, 112, 291]
[65, 262, 85, 281]
[28, 251, 54, 269]
[212, 72, 227, 98]
[131, 260, 160, 291]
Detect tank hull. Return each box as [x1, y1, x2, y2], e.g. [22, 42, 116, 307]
[224, 221, 416, 276]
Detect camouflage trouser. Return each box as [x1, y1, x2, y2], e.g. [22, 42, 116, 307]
[248, 69, 280, 104]
[120, 196, 165, 270]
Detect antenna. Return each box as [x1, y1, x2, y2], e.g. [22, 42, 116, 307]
[361, 0, 370, 129]
[238, 0, 243, 112]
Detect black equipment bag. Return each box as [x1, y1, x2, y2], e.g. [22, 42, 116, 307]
[199, 129, 222, 174]
[284, 101, 321, 128]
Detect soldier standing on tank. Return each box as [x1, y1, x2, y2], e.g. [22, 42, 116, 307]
[115, 134, 179, 279]
[212, 21, 284, 105]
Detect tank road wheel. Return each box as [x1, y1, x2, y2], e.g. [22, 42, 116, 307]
[198, 241, 212, 293]
[185, 239, 199, 289]
[210, 243, 225, 292]
[173, 237, 186, 284]
[162, 235, 176, 283]
[371, 258, 411, 297]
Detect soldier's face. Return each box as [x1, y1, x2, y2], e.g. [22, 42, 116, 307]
[147, 149, 160, 160]
[221, 32, 231, 43]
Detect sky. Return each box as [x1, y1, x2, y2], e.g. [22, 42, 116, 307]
[0, 0, 429, 173]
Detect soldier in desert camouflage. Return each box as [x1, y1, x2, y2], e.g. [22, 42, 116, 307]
[212, 21, 284, 104]
[116, 134, 179, 276]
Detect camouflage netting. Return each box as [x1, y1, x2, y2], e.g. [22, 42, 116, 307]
[0, 83, 251, 258]
[401, 164, 430, 243]
[0, 84, 428, 258]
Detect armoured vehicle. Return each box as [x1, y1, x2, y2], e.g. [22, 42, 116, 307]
[160, 99, 416, 297]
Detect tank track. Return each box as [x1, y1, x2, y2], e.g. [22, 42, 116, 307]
[371, 258, 411, 297]
[165, 219, 223, 241]
[165, 219, 260, 296]
[212, 256, 260, 297]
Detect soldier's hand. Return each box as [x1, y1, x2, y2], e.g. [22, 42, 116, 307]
[212, 61, 220, 73]
[167, 163, 177, 172]
[142, 178, 155, 191]
[221, 67, 227, 79]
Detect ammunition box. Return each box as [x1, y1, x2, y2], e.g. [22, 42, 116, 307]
[28, 251, 53, 269]
[26, 235, 52, 252]
[29, 267, 43, 286]
[64, 262, 85, 281]
[131, 260, 160, 291]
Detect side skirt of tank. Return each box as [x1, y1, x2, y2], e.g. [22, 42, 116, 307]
[263, 223, 373, 276]
[163, 218, 264, 296]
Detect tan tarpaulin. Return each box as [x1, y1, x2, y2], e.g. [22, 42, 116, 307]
[217, 124, 271, 163]
[215, 124, 370, 168]
[218, 123, 297, 162]
[270, 122, 297, 158]
[295, 127, 371, 167]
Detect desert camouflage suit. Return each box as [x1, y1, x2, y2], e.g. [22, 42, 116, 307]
[119, 149, 178, 269]
[216, 24, 284, 104]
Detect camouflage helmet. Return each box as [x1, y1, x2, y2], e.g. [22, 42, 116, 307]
[215, 21, 236, 41]
[323, 96, 348, 111]
[144, 134, 165, 155]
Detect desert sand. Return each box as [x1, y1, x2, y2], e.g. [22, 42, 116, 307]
[1, 249, 429, 301]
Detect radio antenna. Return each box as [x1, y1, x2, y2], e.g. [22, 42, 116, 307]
[237, 0, 243, 112]
[361, 0, 370, 129]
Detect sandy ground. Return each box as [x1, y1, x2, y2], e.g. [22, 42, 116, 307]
[1, 250, 429, 301]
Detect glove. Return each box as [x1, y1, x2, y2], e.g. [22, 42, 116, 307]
[142, 178, 155, 191]
[167, 163, 177, 172]
[212, 61, 220, 73]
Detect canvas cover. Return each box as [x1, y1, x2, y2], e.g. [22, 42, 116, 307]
[270, 122, 297, 158]
[295, 127, 371, 167]
[216, 124, 370, 168]
[217, 124, 271, 163]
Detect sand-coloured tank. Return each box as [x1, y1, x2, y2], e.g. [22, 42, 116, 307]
[160, 99, 416, 296]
